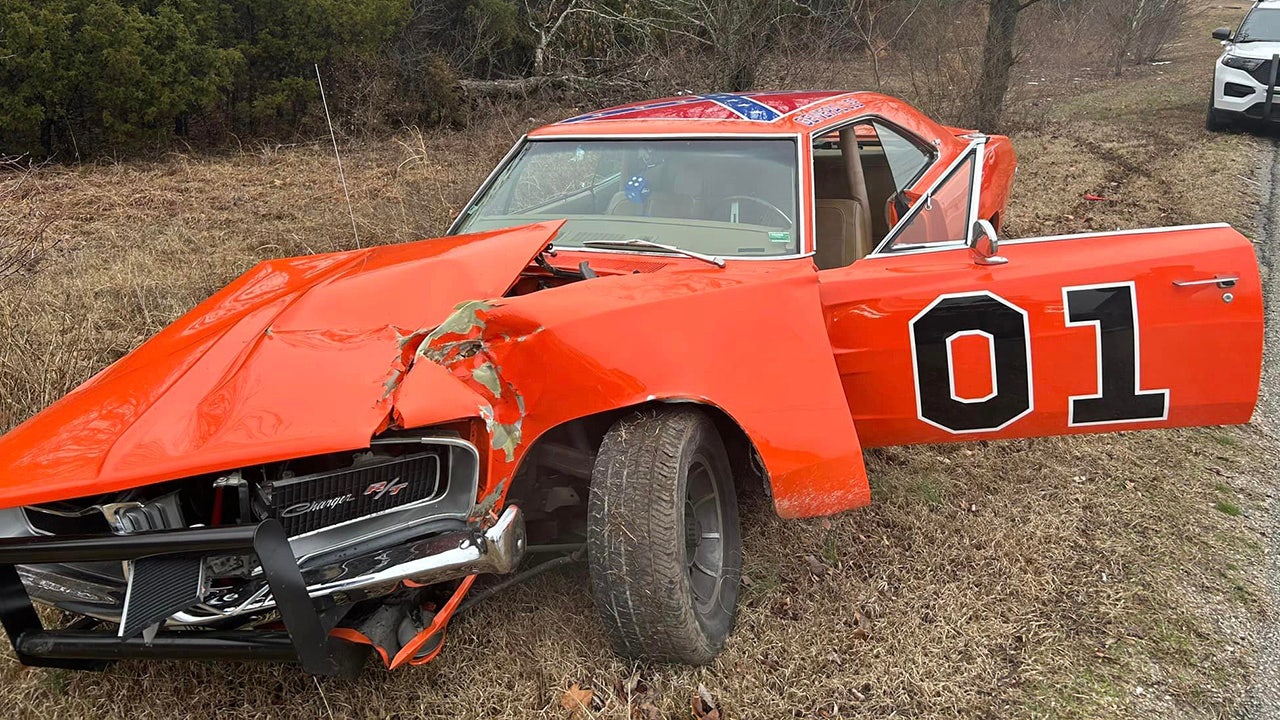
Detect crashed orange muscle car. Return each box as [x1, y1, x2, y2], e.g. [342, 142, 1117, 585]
[0, 92, 1262, 675]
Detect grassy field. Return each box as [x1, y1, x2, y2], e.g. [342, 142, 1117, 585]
[1, 5, 1278, 719]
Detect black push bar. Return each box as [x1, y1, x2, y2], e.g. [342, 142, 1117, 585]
[1267, 53, 1279, 124]
[0, 520, 365, 676]
[0, 523, 263, 563]
[15, 631, 299, 662]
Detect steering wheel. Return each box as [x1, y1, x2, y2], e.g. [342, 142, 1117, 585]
[720, 195, 793, 227]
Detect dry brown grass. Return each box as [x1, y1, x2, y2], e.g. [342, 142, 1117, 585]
[0, 5, 1276, 718]
[0, 125, 526, 431]
[3, 428, 1270, 720]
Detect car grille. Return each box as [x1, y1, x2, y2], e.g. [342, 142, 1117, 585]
[265, 451, 446, 537]
[1242, 102, 1280, 121]
[1250, 60, 1277, 86]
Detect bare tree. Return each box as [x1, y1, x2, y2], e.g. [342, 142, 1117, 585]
[1098, 0, 1189, 75]
[1134, 0, 1188, 63]
[970, 0, 1047, 131]
[524, 0, 592, 77]
[840, 0, 924, 90]
[685, 0, 816, 90]
[894, 7, 986, 123]
[458, 0, 815, 98]
[539, 0, 812, 90]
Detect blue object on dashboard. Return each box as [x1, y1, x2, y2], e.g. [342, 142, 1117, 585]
[624, 175, 651, 204]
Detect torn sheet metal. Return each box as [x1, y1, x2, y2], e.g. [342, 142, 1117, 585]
[394, 261, 871, 519]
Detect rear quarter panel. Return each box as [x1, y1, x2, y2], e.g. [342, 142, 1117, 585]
[981, 134, 1017, 230]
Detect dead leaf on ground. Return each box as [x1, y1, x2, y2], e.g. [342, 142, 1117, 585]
[561, 683, 594, 718]
[804, 555, 827, 577]
[692, 684, 721, 720]
[632, 701, 662, 720]
[620, 671, 641, 695]
[852, 609, 872, 640]
[770, 594, 801, 620]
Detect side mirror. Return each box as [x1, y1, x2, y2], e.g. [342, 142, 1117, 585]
[969, 219, 1008, 266]
[1212, 27, 1232, 41]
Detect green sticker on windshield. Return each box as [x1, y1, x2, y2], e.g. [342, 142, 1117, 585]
[767, 231, 791, 243]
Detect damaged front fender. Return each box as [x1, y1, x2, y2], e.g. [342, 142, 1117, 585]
[394, 260, 870, 519]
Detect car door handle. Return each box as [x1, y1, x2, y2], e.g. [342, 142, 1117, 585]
[1172, 275, 1238, 288]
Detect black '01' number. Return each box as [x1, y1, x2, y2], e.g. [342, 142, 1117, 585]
[910, 283, 1169, 434]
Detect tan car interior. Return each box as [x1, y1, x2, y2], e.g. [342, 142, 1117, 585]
[596, 133, 898, 266]
[813, 127, 899, 269]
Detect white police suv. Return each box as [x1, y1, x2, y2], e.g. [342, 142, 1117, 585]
[1208, 0, 1280, 131]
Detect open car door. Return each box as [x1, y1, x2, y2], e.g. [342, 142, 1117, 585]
[818, 137, 1264, 448]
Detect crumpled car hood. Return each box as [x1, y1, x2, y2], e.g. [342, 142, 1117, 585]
[0, 222, 562, 508]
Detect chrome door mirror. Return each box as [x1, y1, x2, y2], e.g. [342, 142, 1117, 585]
[969, 219, 1008, 266]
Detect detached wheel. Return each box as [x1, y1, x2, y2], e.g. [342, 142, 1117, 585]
[587, 408, 741, 664]
[1206, 100, 1230, 132]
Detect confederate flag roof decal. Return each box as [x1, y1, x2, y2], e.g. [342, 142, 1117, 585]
[556, 91, 852, 125]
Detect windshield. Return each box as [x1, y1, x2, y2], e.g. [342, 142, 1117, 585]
[455, 138, 801, 257]
[1237, 8, 1280, 42]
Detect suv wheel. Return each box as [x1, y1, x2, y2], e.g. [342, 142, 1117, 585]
[586, 408, 742, 664]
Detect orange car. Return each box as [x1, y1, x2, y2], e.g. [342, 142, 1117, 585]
[0, 92, 1261, 675]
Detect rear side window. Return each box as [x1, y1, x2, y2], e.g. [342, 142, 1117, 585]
[872, 121, 931, 191]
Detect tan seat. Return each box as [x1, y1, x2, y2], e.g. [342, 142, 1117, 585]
[814, 199, 870, 270]
[810, 128, 878, 269]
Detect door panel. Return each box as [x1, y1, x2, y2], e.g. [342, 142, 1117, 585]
[819, 225, 1263, 447]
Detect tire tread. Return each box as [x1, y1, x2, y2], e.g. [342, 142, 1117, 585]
[586, 409, 736, 664]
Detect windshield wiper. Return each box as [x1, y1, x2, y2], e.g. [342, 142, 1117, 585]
[581, 239, 725, 267]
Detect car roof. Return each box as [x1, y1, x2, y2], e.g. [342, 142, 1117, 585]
[527, 91, 964, 139]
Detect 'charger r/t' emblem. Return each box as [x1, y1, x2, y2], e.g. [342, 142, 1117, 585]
[364, 478, 408, 500]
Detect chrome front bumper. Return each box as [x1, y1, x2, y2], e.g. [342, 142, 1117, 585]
[10, 436, 522, 626]
[16, 505, 526, 625]
[177, 505, 525, 621]
[0, 506, 525, 675]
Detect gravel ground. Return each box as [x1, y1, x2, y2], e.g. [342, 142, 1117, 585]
[1256, 137, 1280, 435]
[1245, 134, 1280, 719]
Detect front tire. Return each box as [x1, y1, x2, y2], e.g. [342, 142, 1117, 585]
[586, 408, 741, 665]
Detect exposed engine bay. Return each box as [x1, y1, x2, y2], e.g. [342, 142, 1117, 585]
[503, 242, 679, 298]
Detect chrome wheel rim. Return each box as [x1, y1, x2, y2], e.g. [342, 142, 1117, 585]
[684, 457, 726, 617]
